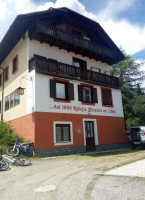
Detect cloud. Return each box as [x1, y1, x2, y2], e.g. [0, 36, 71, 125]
[96, 0, 137, 20]
[37, 0, 97, 20]
[0, 0, 37, 41]
[101, 19, 145, 55]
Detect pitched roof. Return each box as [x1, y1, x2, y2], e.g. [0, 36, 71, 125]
[0, 7, 125, 65]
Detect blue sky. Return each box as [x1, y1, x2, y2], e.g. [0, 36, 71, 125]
[0, 0, 145, 62]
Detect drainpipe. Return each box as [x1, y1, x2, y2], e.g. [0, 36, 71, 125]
[0, 66, 4, 121]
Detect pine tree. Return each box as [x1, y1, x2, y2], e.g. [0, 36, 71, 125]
[112, 49, 145, 129]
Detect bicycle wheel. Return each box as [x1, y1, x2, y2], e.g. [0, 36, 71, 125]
[0, 160, 9, 171]
[26, 147, 35, 157]
[15, 156, 31, 166]
[6, 146, 19, 156]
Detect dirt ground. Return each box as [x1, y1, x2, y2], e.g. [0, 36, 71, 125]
[1, 149, 145, 200]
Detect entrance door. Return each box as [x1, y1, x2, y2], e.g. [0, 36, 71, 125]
[85, 121, 95, 151]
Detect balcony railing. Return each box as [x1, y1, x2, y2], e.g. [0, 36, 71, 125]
[29, 21, 115, 65]
[29, 55, 119, 88]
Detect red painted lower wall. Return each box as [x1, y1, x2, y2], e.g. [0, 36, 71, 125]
[9, 112, 127, 150]
[9, 113, 35, 142]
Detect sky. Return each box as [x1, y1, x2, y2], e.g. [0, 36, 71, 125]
[0, 0, 145, 85]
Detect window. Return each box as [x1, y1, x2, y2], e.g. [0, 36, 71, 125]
[78, 85, 98, 104]
[50, 79, 74, 101]
[56, 82, 67, 100]
[83, 87, 92, 103]
[4, 66, 9, 82]
[56, 124, 71, 142]
[10, 93, 14, 108]
[73, 57, 87, 70]
[12, 55, 18, 74]
[101, 88, 113, 106]
[54, 122, 73, 145]
[5, 96, 9, 111]
[14, 89, 20, 106]
[5, 88, 20, 111]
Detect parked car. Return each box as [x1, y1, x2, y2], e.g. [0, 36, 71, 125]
[128, 126, 145, 149]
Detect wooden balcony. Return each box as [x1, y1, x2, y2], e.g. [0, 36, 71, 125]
[29, 22, 116, 65]
[29, 55, 119, 88]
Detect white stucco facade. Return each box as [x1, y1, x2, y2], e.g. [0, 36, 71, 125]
[0, 36, 124, 122]
[26, 38, 124, 118]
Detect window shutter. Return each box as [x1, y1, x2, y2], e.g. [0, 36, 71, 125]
[102, 88, 112, 106]
[68, 83, 74, 100]
[78, 85, 84, 101]
[107, 90, 112, 105]
[82, 61, 87, 70]
[102, 89, 107, 105]
[50, 79, 56, 98]
[92, 88, 98, 103]
[5, 66, 9, 81]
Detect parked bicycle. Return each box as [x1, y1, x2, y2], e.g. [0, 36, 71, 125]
[6, 141, 35, 157]
[13, 156, 31, 166]
[0, 149, 9, 171]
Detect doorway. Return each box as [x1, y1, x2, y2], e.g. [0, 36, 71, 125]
[85, 121, 96, 151]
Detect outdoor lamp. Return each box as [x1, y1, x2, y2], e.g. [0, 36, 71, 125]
[18, 87, 25, 95]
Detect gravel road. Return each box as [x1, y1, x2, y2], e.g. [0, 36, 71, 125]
[1, 150, 145, 200]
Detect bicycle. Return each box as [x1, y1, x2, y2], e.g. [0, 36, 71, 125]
[13, 156, 31, 166]
[0, 149, 9, 171]
[6, 141, 35, 157]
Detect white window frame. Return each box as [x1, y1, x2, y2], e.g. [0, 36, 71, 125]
[56, 82, 66, 100]
[53, 121, 73, 146]
[83, 119, 99, 146]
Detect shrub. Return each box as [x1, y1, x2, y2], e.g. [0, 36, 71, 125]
[0, 121, 24, 147]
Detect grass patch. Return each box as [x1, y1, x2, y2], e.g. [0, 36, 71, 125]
[135, 176, 145, 181]
[31, 156, 43, 161]
[102, 155, 145, 172]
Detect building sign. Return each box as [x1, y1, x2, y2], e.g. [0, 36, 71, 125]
[49, 104, 116, 115]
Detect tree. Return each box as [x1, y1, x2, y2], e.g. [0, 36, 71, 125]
[112, 50, 145, 129]
[112, 50, 145, 89]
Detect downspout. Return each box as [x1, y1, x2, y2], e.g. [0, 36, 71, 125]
[0, 66, 4, 121]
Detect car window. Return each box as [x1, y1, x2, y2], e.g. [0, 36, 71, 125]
[131, 127, 145, 132]
[131, 128, 141, 132]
